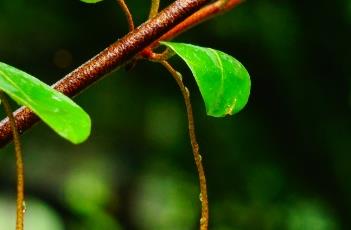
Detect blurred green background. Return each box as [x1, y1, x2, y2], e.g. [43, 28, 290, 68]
[0, 0, 350, 229]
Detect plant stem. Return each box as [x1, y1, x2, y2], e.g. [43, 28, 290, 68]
[0, 91, 25, 230]
[159, 61, 209, 230]
[148, 0, 160, 18]
[116, 0, 135, 31]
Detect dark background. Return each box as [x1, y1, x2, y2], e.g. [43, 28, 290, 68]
[0, 0, 350, 229]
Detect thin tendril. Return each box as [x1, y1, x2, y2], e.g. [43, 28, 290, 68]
[159, 61, 209, 230]
[0, 91, 25, 230]
[149, 0, 160, 19]
[116, 0, 135, 31]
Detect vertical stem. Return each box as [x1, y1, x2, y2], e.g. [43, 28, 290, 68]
[160, 61, 209, 230]
[0, 91, 25, 230]
[148, 0, 161, 18]
[116, 0, 135, 31]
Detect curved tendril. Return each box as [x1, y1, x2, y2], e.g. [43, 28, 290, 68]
[149, 0, 160, 19]
[0, 91, 25, 230]
[158, 61, 209, 230]
[116, 0, 135, 31]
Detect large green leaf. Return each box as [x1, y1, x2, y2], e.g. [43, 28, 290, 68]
[80, 0, 104, 3]
[162, 42, 251, 117]
[0, 62, 91, 144]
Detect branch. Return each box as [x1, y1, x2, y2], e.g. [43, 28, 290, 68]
[0, 0, 241, 147]
[141, 0, 242, 56]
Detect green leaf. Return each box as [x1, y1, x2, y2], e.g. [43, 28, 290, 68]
[0, 62, 91, 144]
[80, 0, 104, 3]
[161, 42, 251, 117]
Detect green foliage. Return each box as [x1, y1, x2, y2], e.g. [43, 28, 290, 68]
[80, 0, 105, 3]
[0, 62, 91, 144]
[162, 42, 251, 117]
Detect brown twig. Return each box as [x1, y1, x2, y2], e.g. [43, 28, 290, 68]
[0, 0, 242, 147]
[141, 0, 242, 57]
[0, 91, 25, 230]
[159, 61, 209, 230]
[116, 0, 135, 31]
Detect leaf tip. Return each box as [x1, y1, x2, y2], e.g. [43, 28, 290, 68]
[68, 113, 92, 145]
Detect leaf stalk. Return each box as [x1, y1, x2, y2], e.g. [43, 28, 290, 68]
[0, 91, 25, 230]
[116, 0, 135, 31]
[149, 0, 161, 18]
[159, 61, 209, 230]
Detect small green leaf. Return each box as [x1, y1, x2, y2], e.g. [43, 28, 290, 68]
[161, 42, 251, 117]
[80, 0, 104, 3]
[0, 62, 91, 144]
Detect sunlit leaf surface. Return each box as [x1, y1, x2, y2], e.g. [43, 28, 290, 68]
[162, 42, 251, 117]
[0, 62, 91, 144]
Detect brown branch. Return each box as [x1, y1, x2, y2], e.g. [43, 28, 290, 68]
[0, 0, 242, 147]
[141, 0, 242, 57]
[156, 0, 242, 43]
